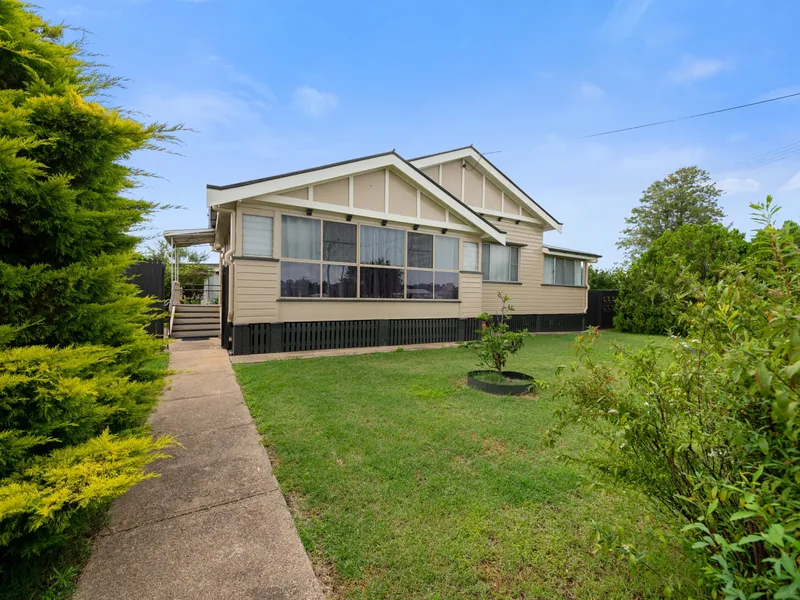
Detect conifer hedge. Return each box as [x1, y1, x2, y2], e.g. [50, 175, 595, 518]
[0, 0, 177, 582]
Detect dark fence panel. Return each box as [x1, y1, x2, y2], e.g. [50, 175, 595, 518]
[388, 318, 460, 346]
[506, 313, 585, 333]
[126, 260, 165, 336]
[587, 290, 619, 329]
[283, 320, 381, 352]
[230, 312, 588, 355]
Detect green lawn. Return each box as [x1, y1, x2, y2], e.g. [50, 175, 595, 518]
[234, 332, 697, 599]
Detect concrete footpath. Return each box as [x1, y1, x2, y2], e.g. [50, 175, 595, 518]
[75, 339, 324, 600]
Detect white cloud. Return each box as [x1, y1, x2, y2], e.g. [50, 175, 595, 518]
[780, 171, 800, 192]
[719, 177, 760, 195]
[206, 55, 276, 107]
[598, 0, 653, 42]
[137, 88, 256, 129]
[292, 86, 339, 118]
[667, 56, 727, 83]
[578, 82, 606, 100]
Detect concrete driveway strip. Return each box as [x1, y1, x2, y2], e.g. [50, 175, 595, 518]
[75, 338, 324, 600]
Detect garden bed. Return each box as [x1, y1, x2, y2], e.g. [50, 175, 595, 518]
[467, 370, 534, 395]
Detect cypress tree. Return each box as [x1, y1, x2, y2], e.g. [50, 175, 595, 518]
[0, 0, 179, 351]
[0, 1, 177, 590]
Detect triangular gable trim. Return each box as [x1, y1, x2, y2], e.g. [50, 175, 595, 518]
[409, 146, 562, 232]
[207, 152, 506, 244]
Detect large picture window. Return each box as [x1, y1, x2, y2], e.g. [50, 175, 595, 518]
[323, 221, 356, 263]
[544, 255, 585, 287]
[242, 215, 274, 257]
[407, 232, 433, 268]
[360, 267, 404, 299]
[434, 272, 459, 299]
[279, 217, 460, 300]
[282, 215, 320, 260]
[482, 244, 519, 282]
[322, 264, 357, 298]
[434, 235, 458, 270]
[406, 270, 433, 299]
[360, 225, 404, 266]
[280, 215, 357, 298]
[281, 262, 320, 297]
[404, 233, 459, 300]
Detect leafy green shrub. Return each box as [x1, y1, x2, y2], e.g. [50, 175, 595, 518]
[0, 342, 172, 558]
[0, 0, 178, 584]
[0, 431, 172, 556]
[614, 223, 748, 335]
[588, 265, 625, 289]
[551, 198, 799, 598]
[465, 293, 528, 379]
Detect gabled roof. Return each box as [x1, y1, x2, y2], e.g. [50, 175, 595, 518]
[409, 146, 562, 232]
[543, 244, 601, 262]
[206, 151, 507, 244]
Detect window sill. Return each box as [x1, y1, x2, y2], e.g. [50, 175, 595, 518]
[460, 270, 482, 274]
[541, 283, 587, 289]
[233, 255, 279, 262]
[277, 298, 461, 303]
[482, 280, 523, 285]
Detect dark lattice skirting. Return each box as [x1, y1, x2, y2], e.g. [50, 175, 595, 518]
[230, 314, 585, 355]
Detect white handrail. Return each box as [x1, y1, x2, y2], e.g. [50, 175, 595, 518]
[167, 280, 182, 337]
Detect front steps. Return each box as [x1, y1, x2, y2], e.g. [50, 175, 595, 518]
[171, 305, 221, 339]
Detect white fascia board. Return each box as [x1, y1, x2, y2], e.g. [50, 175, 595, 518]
[543, 248, 600, 263]
[265, 194, 502, 239]
[207, 155, 391, 206]
[478, 208, 541, 225]
[207, 153, 505, 244]
[410, 147, 562, 233]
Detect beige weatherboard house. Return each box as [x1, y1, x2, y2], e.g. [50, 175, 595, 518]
[165, 146, 600, 355]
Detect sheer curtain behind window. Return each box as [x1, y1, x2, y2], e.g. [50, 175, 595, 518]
[282, 215, 320, 260]
[434, 236, 458, 270]
[463, 242, 479, 271]
[574, 260, 584, 286]
[360, 225, 404, 266]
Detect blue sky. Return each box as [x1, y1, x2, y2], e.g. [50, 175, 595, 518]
[37, 0, 800, 266]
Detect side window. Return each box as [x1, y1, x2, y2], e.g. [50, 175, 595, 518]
[242, 215, 274, 257]
[544, 255, 585, 286]
[481, 244, 519, 282]
[462, 242, 479, 272]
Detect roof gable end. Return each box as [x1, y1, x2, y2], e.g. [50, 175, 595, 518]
[408, 146, 562, 232]
[206, 152, 506, 244]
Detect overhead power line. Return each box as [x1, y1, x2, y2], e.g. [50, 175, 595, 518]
[737, 140, 800, 170]
[582, 91, 800, 139]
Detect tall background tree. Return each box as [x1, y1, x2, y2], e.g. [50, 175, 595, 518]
[617, 166, 725, 260]
[0, 2, 177, 596]
[613, 223, 748, 335]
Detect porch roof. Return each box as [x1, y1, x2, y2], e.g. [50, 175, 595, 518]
[164, 228, 216, 248]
